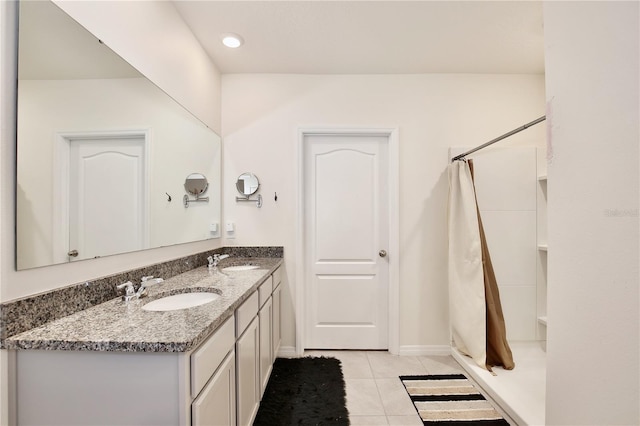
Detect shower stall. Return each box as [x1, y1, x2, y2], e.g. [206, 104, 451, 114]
[448, 118, 547, 425]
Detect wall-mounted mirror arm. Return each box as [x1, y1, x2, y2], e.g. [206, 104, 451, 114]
[183, 194, 209, 208]
[236, 194, 262, 208]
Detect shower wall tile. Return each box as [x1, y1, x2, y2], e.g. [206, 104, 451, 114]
[468, 147, 537, 212]
[499, 285, 537, 341]
[480, 211, 536, 287]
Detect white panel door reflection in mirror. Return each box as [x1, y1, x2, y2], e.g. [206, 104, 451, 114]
[304, 134, 389, 349]
[58, 134, 147, 263]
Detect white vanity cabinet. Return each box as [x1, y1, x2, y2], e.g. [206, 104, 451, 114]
[14, 315, 237, 426]
[194, 266, 282, 426]
[192, 351, 236, 425]
[236, 268, 283, 425]
[11, 265, 284, 426]
[193, 266, 283, 426]
[258, 278, 274, 397]
[191, 316, 236, 426]
[271, 267, 282, 361]
[235, 291, 260, 426]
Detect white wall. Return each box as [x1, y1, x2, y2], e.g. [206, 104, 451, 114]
[544, 2, 639, 424]
[222, 74, 545, 352]
[0, 2, 222, 424]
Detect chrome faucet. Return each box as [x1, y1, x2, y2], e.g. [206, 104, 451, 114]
[117, 276, 163, 301]
[136, 276, 163, 298]
[117, 281, 137, 302]
[208, 254, 230, 270]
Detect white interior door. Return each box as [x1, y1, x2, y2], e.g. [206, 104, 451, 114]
[68, 136, 146, 261]
[304, 133, 389, 349]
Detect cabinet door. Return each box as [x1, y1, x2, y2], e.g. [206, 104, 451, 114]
[272, 284, 282, 361]
[191, 316, 235, 398]
[192, 351, 236, 426]
[236, 317, 260, 426]
[259, 297, 273, 397]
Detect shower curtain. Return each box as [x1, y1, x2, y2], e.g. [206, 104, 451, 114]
[447, 159, 514, 371]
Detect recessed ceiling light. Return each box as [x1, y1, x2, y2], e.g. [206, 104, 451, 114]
[221, 33, 244, 49]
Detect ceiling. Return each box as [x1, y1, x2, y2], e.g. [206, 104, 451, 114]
[18, 1, 545, 80]
[173, 1, 545, 75]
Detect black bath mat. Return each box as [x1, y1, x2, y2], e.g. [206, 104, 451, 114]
[400, 374, 509, 425]
[254, 356, 349, 425]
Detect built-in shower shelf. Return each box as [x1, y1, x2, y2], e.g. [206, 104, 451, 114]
[537, 244, 548, 251]
[537, 316, 548, 326]
[538, 175, 547, 182]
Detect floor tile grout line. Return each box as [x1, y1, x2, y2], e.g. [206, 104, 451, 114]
[372, 375, 390, 416]
[367, 351, 399, 417]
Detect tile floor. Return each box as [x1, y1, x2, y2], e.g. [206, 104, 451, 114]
[304, 350, 473, 426]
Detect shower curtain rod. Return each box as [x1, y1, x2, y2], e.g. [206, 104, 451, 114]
[451, 115, 546, 162]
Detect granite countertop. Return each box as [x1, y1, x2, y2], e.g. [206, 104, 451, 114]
[4, 258, 282, 353]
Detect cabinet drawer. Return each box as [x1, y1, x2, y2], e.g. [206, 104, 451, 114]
[272, 267, 282, 287]
[192, 350, 236, 426]
[191, 316, 235, 398]
[236, 291, 259, 338]
[258, 276, 273, 308]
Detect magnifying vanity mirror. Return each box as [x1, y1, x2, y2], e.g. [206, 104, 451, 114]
[236, 172, 260, 196]
[185, 173, 209, 196]
[15, 1, 221, 269]
[183, 173, 210, 207]
[235, 172, 262, 208]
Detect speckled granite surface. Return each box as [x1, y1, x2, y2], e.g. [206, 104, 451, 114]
[224, 246, 283, 258]
[0, 246, 283, 350]
[3, 257, 282, 352]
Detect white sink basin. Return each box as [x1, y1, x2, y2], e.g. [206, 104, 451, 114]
[222, 265, 260, 272]
[142, 292, 219, 311]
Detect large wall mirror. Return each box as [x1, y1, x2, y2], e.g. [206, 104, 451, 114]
[16, 0, 222, 270]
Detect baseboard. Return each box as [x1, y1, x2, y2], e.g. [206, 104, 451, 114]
[275, 346, 297, 358]
[277, 345, 452, 357]
[398, 345, 452, 356]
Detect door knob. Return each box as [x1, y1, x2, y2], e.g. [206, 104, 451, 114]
[68, 249, 79, 257]
[379, 250, 387, 258]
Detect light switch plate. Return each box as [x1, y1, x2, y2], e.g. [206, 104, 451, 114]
[226, 221, 235, 239]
